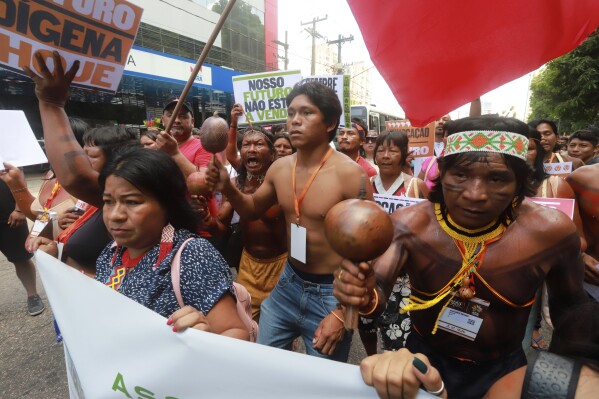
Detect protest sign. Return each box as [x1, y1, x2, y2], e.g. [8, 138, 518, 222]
[528, 197, 575, 220]
[0, 110, 47, 167]
[36, 251, 437, 398]
[386, 119, 435, 158]
[232, 70, 302, 124]
[0, 0, 143, 93]
[303, 74, 351, 128]
[373, 193, 425, 215]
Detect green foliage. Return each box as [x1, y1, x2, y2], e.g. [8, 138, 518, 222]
[529, 31, 599, 132]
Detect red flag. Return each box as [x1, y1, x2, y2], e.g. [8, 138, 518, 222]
[348, 0, 599, 126]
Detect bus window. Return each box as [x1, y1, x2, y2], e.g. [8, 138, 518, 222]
[351, 105, 368, 120]
[370, 114, 380, 134]
[379, 115, 387, 132]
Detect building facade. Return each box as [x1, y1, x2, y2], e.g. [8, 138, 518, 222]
[0, 0, 278, 136]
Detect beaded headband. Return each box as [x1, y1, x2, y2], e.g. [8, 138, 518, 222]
[444, 130, 529, 161]
[351, 123, 366, 139]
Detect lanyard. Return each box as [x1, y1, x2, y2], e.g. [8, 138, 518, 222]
[43, 182, 61, 212]
[292, 147, 333, 225]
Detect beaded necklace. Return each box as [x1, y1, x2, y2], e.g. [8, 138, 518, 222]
[246, 172, 265, 183]
[402, 203, 508, 334]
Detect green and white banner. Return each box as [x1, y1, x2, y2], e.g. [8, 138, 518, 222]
[232, 71, 351, 128]
[302, 75, 351, 128]
[232, 70, 302, 125]
[36, 251, 434, 398]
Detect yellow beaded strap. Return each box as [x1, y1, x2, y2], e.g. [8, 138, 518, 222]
[401, 203, 507, 334]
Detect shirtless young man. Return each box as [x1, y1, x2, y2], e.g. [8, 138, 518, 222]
[206, 81, 373, 361]
[566, 164, 599, 288]
[334, 116, 587, 397]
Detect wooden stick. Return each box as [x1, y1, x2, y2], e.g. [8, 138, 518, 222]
[165, 0, 237, 133]
[241, 108, 254, 131]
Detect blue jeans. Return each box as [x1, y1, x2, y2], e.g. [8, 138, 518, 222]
[257, 261, 352, 362]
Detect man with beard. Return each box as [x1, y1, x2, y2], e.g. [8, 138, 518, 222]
[212, 128, 288, 320]
[337, 120, 377, 177]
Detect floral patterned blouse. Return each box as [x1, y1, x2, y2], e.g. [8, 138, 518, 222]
[95, 228, 234, 318]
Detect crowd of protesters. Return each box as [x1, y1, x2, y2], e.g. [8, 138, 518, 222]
[1, 50, 598, 398]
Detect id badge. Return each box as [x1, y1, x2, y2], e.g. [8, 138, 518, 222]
[437, 296, 489, 341]
[290, 223, 307, 264]
[30, 212, 50, 238]
[74, 199, 89, 212]
[30, 211, 57, 239]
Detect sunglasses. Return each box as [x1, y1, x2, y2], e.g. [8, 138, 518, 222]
[365, 138, 376, 144]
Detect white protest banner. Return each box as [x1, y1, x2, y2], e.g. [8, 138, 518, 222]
[303, 75, 351, 128]
[0, 110, 47, 167]
[528, 197, 575, 220]
[373, 194, 425, 215]
[233, 70, 302, 124]
[35, 251, 436, 398]
[0, 0, 143, 93]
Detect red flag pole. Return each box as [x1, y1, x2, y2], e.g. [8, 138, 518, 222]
[165, 0, 237, 133]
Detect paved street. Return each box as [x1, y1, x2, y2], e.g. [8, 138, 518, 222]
[1, 172, 68, 398]
[0, 172, 367, 398]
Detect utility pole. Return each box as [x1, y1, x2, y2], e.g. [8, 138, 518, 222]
[328, 34, 354, 74]
[301, 15, 327, 75]
[273, 30, 289, 70]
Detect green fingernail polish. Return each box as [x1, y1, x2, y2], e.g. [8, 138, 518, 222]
[412, 357, 428, 374]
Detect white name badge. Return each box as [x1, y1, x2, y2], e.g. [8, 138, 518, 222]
[543, 162, 572, 175]
[290, 223, 307, 264]
[437, 296, 489, 341]
[30, 211, 57, 238]
[74, 199, 89, 212]
[30, 218, 49, 238]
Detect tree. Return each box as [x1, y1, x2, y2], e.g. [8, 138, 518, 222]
[529, 30, 599, 132]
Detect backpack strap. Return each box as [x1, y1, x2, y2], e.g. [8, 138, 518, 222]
[171, 237, 194, 308]
[423, 157, 435, 181]
[406, 175, 419, 198]
[170, 237, 259, 342]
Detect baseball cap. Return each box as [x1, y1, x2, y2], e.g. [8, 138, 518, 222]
[163, 98, 193, 115]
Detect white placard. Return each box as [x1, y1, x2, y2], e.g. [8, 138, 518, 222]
[373, 194, 425, 215]
[233, 70, 303, 124]
[0, 110, 48, 168]
[303, 75, 351, 128]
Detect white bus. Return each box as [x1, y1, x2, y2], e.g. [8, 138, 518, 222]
[350, 104, 403, 134]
